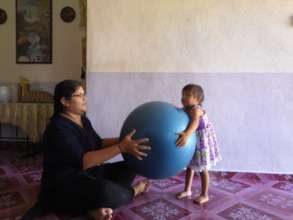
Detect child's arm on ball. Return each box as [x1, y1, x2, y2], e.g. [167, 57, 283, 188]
[176, 108, 203, 147]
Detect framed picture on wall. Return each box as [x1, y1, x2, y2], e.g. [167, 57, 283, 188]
[16, 0, 52, 64]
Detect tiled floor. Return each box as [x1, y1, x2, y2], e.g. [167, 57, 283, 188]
[0, 146, 293, 220]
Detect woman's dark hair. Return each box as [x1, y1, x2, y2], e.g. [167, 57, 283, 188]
[53, 80, 82, 116]
[182, 84, 205, 105]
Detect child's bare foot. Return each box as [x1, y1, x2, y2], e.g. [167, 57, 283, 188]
[176, 191, 192, 200]
[133, 179, 151, 196]
[193, 195, 209, 205]
[89, 207, 113, 220]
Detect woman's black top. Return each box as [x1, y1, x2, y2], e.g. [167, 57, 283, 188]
[40, 114, 102, 193]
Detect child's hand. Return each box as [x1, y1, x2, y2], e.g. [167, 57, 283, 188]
[176, 132, 189, 147]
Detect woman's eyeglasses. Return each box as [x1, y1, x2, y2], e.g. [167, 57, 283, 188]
[71, 93, 86, 98]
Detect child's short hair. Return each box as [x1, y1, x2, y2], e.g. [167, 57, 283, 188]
[182, 84, 204, 105]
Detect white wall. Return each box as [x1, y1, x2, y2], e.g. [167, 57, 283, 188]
[0, 0, 83, 139]
[87, 0, 293, 174]
[88, 0, 293, 73]
[0, 0, 83, 83]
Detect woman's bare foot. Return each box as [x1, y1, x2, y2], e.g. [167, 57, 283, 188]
[89, 207, 113, 220]
[176, 191, 192, 200]
[133, 179, 151, 196]
[193, 195, 209, 205]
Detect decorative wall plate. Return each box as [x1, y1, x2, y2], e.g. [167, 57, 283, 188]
[60, 6, 75, 23]
[0, 8, 7, 25]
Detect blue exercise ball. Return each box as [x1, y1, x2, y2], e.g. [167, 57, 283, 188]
[120, 101, 197, 179]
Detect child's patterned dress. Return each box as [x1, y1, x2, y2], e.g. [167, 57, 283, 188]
[189, 105, 222, 172]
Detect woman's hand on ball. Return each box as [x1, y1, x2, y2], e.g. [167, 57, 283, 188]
[119, 129, 151, 160]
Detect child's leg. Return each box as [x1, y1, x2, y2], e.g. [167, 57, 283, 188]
[176, 166, 195, 200]
[194, 169, 209, 205]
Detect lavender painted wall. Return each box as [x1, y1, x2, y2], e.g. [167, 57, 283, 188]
[87, 73, 293, 174]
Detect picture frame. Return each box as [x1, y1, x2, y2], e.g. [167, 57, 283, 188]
[16, 0, 52, 64]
